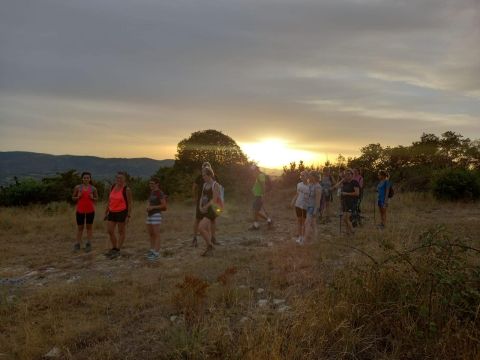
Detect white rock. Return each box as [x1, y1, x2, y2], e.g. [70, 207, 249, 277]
[240, 317, 250, 323]
[256, 288, 265, 294]
[44, 346, 61, 358]
[238, 285, 247, 289]
[273, 299, 285, 305]
[258, 299, 268, 307]
[66, 276, 80, 284]
[170, 315, 178, 322]
[277, 305, 291, 313]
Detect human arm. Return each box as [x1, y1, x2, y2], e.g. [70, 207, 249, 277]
[72, 185, 80, 201]
[92, 187, 99, 201]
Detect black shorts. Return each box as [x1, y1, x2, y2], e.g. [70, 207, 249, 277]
[76, 212, 95, 225]
[199, 207, 217, 222]
[295, 207, 307, 219]
[342, 198, 357, 213]
[107, 209, 128, 223]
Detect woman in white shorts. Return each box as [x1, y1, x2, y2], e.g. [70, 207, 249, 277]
[146, 177, 167, 261]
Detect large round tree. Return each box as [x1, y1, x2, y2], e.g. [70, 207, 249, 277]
[174, 129, 249, 172]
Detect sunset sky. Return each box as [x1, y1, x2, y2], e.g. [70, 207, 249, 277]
[1, 0, 479, 168]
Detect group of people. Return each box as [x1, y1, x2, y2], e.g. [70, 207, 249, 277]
[71, 165, 391, 260]
[291, 167, 391, 241]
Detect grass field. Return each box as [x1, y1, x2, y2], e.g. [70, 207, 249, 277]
[1, 190, 479, 359]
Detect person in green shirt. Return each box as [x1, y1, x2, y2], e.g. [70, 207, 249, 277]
[250, 165, 272, 230]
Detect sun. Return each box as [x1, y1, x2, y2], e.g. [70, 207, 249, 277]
[241, 138, 318, 169]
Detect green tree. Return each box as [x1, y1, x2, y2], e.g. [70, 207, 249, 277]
[175, 129, 248, 173]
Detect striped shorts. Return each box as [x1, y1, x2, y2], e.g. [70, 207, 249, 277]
[146, 213, 162, 225]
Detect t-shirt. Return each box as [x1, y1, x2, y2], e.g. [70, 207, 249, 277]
[295, 182, 310, 209]
[304, 183, 322, 208]
[148, 190, 165, 216]
[377, 180, 390, 202]
[252, 173, 266, 197]
[341, 180, 360, 202]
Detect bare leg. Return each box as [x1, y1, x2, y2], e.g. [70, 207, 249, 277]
[147, 224, 155, 249]
[343, 212, 354, 234]
[152, 224, 161, 252]
[76, 224, 84, 245]
[86, 224, 93, 243]
[117, 223, 126, 249]
[107, 221, 117, 249]
[380, 207, 387, 226]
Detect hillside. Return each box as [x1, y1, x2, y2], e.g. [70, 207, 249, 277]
[0, 151, 174, 184]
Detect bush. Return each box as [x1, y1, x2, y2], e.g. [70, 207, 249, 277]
[433, 169, 480, 201]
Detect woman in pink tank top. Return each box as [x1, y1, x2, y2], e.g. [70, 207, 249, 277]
[72, 172, 98, 252]
[104, 171, 132, 258]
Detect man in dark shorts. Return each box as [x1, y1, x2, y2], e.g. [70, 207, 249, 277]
[340, 169, 360, 235]
[192, 162, 218, 246]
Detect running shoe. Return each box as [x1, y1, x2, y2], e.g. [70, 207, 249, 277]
[201, 245, 214, 257]
[191, 237, 198, 247]
[84, 242, 92, 253]
[147, 252, 159, 261]
[73, 243, 81, 252]
[248, 225, 260, 231]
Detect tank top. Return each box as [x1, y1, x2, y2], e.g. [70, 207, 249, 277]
[109, 186, 127, 212]
[76, 185, 95, 213]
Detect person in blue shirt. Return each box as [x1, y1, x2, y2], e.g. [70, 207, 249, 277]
[377, 170, 391, 229]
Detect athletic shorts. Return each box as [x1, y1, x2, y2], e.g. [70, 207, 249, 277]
[107, 209, 128, 223]
[306, 207, 315, 216]
[76, 212, 95, 225]
[295, 207, 307, 219]
[252, 196, 263, 212]
[146, 212, 162, 225]
[342, 199, 357, 213]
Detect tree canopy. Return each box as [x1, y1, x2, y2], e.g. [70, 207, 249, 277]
[174, 129, 249, 173]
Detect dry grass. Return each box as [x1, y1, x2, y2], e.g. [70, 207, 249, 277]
[0, 191, 479, 359]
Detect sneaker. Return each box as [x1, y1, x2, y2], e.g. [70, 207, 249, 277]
[73, 243, 81, 252]
[248, 225, 260, 231]
[191, 237, 198, 247]
[145, 249, 154, 256]
[107, 248, 120, 259]
[201, 245, 214, 257]
[147, 252, 159, 261]
[84, 242, 92, 253]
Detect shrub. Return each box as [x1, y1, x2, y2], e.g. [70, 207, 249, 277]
[432, 169, 480, 201]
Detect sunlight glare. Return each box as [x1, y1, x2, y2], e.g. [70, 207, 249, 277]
[241, 138, 318, 169]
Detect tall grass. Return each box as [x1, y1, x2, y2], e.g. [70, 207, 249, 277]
[0, 193, 479, 358]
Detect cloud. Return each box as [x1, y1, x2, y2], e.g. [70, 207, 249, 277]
[0, 0, 479, 161]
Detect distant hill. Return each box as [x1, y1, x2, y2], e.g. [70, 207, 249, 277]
[0, 151, 174, 185]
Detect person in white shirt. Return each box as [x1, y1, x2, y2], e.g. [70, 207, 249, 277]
[290, 171, 309, 243]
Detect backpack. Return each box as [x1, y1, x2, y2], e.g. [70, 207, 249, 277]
[264, 174, 273, 193]
[154, 190, 168, 212]
[110, 184, 129, 209]
[388, 185, 394, 199]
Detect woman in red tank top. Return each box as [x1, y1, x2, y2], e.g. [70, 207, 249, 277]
[104, 171, 133, 258]
[72, 172, 98, 252]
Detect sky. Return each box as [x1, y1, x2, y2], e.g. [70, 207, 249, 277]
[1, 0, 479, 168]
